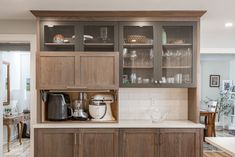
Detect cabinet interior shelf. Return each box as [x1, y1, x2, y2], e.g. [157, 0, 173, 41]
[43, 120, 118, 123]
[45, 43, 75, 46]
[84, 43, 114, 46]
[123, 65, 154, 69]
[122, 83, 154, 88]
[162, 43, 192, 47]
[123, 43, 153, 47]
[162, 66, 192, 69]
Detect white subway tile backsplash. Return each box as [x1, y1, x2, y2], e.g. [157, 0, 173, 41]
[119, 88, 188, 120]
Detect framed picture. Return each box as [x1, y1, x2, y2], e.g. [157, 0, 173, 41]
[209, 75, 220, 87]
[222, 80, 233, 91]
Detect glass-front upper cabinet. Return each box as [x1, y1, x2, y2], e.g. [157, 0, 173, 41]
[160, 23, 196, 87]
[119, 22, 156, 87]
[82, 22, 118, 51]
[41, 22, 78, 51]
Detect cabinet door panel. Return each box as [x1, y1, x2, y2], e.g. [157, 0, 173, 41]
[159, 133, 180, 157]
[77, 52, 119, 89]
[121, 129, 158, 157]
[39, 55, 75, 89]
[159, 129, 202, 157]
[79, 129, 118, 157]
[180, 132, 198, 157]
[159, 22, 197, 88]
[35, 129, 75, 157]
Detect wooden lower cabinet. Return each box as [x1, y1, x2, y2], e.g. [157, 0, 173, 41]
[159, 129, 202, 157]
[35, 128, 203, 157]
[120, 129, 158, 157]
[78, 129, 118, 157]
[35, 129, 76, 157]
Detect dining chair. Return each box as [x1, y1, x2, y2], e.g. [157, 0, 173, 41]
[204, 101, 218, 137]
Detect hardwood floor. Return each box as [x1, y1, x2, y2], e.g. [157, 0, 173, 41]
[3, 139, 30, 157]
[204, 152, 232, 157]
[2, 138, 232, 157]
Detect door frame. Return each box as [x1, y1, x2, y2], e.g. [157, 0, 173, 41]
[0, 34, 36, 157]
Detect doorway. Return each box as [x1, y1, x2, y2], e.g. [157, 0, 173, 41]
[0, 34, 36, 157]
[200, 54, 235, 153]
[1, 43, 31, 156]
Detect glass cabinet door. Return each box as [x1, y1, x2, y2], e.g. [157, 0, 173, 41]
[42, 22, 76, 51]
[160, 24, 195, 86]
[120, 23, 155, 87]
[83, 23, 117, 51]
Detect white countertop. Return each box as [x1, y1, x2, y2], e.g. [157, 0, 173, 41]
[206, 137, 235, 157]
[33, 120, 205, 129]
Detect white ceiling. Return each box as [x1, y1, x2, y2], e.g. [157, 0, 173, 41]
[0, 0, 235, 49]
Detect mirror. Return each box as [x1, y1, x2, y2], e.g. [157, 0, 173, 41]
[2, 61, 10, 105]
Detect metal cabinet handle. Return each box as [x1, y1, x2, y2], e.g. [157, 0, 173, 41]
[78, 133, 82, 145]
[74, 133, 77, 145]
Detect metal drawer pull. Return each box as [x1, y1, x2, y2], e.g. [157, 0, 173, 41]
[74, 134, 77, 145]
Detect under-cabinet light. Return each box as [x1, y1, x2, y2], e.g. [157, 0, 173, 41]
[47, 24, 54, 28]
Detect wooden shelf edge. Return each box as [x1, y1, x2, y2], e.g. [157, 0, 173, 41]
[45, 43, 75, 46]
[84, 43, 114, 46]
[31, 10, 207, 18]
[163, 43, 192, 46]
[123, 66, 154, 69]
[162, 66, 192, 69]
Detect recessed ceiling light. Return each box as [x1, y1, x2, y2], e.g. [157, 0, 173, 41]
[225, 22, 233, 28]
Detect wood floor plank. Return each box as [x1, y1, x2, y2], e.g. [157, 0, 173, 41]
[204, 152, 232, 157]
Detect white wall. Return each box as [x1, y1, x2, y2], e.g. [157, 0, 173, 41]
[201, 54, 235, 101]
[1, 52, 30, 144]
[229, 60, 235, 80]
[0, 53, 3, 157]
[0, 20, 36, 34]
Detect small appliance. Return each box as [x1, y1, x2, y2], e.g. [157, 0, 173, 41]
[89, 94, 115, 121]
[47, 93, 72, 120]
[72, 99, 88, 121]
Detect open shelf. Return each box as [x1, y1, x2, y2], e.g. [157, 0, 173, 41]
[163, 43, 192, 46]
[45, 43, 75, 46]
[123, 43, 153, 48]
[84, 43, 114, 46]
[42, 119, 118, 123]
[162, 66, 192, 69]
[123, 65, 154, 69]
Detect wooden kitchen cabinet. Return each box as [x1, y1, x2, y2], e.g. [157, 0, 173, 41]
[77, 129, 119, 157]
[76, 52, 119, 89]
[35, 129, 76, 157]
[159, 129, 202, 157]
[35, 128, 203, 157]
[120, 129, 159, 157]
[37, 52, 119, 90]
[38, 52, 76, 89]
[119, 22, 197, 88]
